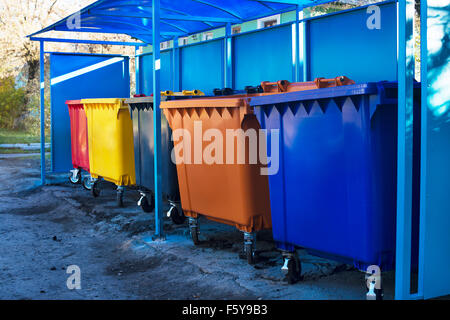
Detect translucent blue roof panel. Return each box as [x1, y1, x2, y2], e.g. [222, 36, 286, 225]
[30, 0, 335, 43]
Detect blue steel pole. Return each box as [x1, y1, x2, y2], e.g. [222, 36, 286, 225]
[30, 37, 146, 47]
[39, 41, 46, 186]
[225, 23, 233, 89]
[135, 47, 140, 94]
[152, 0, 164, 240]
[417, 0, 428, 299]
[395, 0, 414, 300]
[294, 5, 300, 82]
[302, 17, 308, 81]
[173, 37, 180, 92]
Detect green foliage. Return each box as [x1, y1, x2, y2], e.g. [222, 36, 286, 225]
[0, 76, 27, 130]
[0, 75, 44, 137]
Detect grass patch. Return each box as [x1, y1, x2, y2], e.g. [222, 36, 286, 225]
[0, 148, 50, 154]
[0, 129, 48, 144]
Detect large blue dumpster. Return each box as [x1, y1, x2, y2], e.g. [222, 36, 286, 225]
[250, 81, 420, 283]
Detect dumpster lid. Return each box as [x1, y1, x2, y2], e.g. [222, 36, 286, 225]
[248, 83, 379, 107]
[124, 97, 154, 105]
[81, 98, 125, 105]
[65, 100, 82, 105]
[124, 96, 173, 110]
[160, 97, 250, 109]
[159, 93, 275, 109]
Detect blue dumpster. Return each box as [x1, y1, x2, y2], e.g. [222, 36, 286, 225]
[250, 81, 420, 283]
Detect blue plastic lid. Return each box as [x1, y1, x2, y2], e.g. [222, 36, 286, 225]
[248, 83, 379, 107]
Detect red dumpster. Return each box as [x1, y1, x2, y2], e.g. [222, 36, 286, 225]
[66, 100, 90, 187]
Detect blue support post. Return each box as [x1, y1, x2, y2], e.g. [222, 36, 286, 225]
[417, 0, 450, 300]
[417, 0, 427, 298]
[39, 41, 46, 186]
[293, 6, 300, 82]
[395, 0, 415, 300]
[30, 37, 146, 47]
[172, 37, 180, 92]
[135, 47, 140, 95]
[152, 0, 165, 240]
[302, 15, 308, 81]
[225, 23, 233, 89]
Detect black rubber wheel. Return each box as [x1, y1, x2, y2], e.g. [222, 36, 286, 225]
[82, 177, 92, 191]
[375, 288, 384, 300]
[91, 181, 101, 198]
[245, 243, 254, 265]
[190, 226, 199, 245]
[117, 191, 124, 207]
[69, 171, 81, 184]
[140, 194, 154, 213]
[286, 257, 302, 284]
[170, 207, 186, 225]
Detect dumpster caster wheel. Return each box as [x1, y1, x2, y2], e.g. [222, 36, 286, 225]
[244, 232, 256, 265]
[245, 243, 255, 265]
[282, 252, 302, 284]
[138, 193, 154, 213]
[82, 176, 93, 191]
[191, 228, 199, 245]
[91, 180, 101, 198]
[167, 202, 185, 225]
[286, 258, 302, 284]
[69, 169, 81, 184]
[189, 217, 199, 245]
[375, 288, 384, 300]
[117, 187, 124, 207]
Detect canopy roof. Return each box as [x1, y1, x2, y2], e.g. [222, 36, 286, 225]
[29, 0, 335, 43]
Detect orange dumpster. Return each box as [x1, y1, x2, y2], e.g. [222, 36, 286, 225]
[161, 96, 270, 264]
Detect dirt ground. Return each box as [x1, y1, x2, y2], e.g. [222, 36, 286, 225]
[0, 156, 396, 300]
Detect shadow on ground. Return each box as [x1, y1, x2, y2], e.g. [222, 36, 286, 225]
[0, 156, 395, 300]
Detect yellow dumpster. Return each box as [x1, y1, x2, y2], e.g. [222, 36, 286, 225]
[81, 98, 136, 207]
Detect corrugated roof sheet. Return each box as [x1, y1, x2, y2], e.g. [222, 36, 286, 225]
[29, 0, 335, 43]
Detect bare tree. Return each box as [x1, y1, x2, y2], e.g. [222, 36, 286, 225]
[0, 0, 135, 80]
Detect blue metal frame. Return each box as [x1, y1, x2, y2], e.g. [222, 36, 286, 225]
[395, 0, 416, 300]
[40, 41, 46, 185]
[302, 12, 308, 81]
[225, 23, 233, 88]
[416, 0, 450, 300]
[152, 0, 164, 240]
[30, 37, 146, 47]
[135, 47, 140, 94]
[44, 51, 130, 58]
[294, 6, 300, 82]
[418, 0, 427, 299]
[173, 37, 181, 92]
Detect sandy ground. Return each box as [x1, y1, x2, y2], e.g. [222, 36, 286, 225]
[0, 156, 396, 300]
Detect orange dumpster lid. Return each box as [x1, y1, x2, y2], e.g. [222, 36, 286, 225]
[159, 92, 275, 109]
[160, 97, 249, 109]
